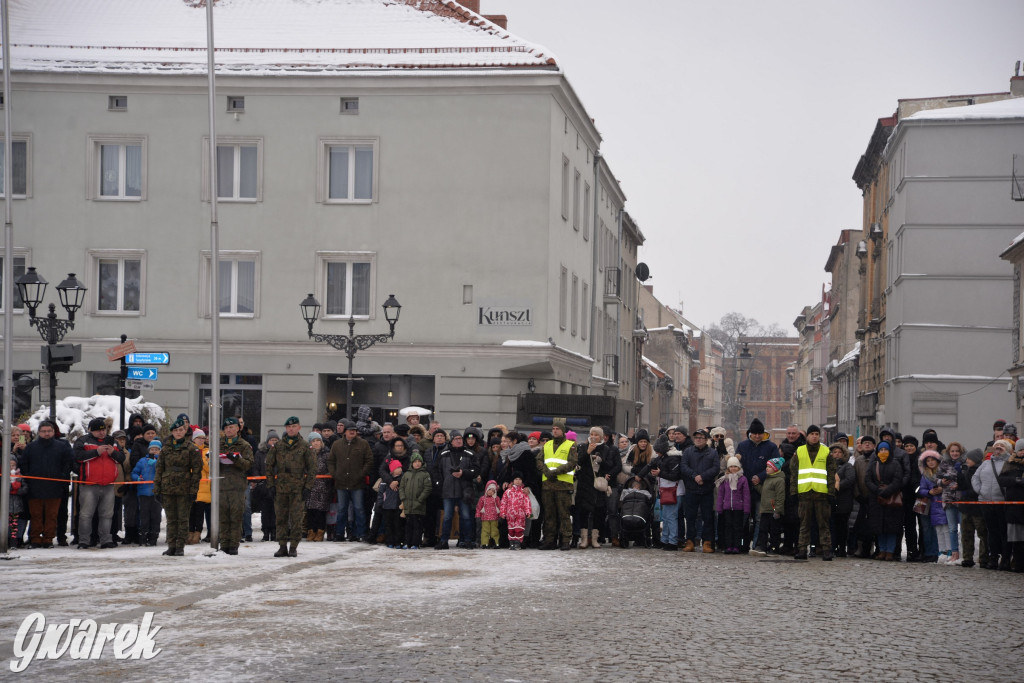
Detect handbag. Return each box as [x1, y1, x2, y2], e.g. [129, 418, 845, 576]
[912, 497, 929, 515]
[875, 462, 904, 508]
[594, 476, 610, 493]
[659, 486, 677, 505]
[527, 489, 541, 520]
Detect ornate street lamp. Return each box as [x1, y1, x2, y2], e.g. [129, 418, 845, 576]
[300, 293, 401, 420]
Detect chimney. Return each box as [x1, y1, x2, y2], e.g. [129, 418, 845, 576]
[458, 0, 480, 14]
[484, 14, 508, 29]
[1012, 60, 1024, 97]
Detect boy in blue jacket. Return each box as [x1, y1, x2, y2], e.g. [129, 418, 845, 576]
[132, 440, 162, 546]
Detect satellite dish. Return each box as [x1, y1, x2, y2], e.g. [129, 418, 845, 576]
[636, 262, 650, 282]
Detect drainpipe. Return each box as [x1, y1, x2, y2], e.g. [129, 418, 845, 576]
[588, 151, 601, 358]
[615, 207, 623, 429]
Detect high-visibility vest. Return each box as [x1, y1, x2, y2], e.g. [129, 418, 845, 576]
[543, 439, 575, 484]
[796, 444, 829, 494]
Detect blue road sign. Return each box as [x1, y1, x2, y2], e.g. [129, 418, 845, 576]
[127, 367, 159, 381]
[125, 353, 170, 365]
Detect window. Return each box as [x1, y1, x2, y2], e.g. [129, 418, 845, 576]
[227, 96, 245, 113]
[88, 250, 145, 315]
[108, 95, 127, 111]
[0, 135, 30, 198]
[340, 97, 359, 114]
[559, 266, 568, 330]
[571, 273, 579, 336]
[581, 282, 589, 341]
[200, 374, 263, 436]
[88, 135, 147, 200]
[583, 183, 591, 240]
[318, 137, 378, 203]
[199, 251, 260, 318]
[92, 372, 139, 399]
[0, 250, 28, 312]
[202, 137, 262, 201]
[572, 170, 581, 231]
[561, 155, 570, 220]
[316, 252, 375, 318]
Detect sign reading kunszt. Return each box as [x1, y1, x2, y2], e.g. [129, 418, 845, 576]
[10, 612, 162, 673]
[478, 306, 532, 326]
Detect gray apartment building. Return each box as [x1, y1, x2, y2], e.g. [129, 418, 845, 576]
[0, 0, 647, 434]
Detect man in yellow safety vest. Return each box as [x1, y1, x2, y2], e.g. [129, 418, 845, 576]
[789, 425, 837, 561]
[536, 418, 578, 550]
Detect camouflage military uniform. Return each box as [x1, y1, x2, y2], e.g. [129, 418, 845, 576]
[217, 436, 255, 551]
[266, 435, 315, 546]
[154, 437, 203, 553]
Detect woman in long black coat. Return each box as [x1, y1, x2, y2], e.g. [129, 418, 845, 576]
[866, 441, 904, 560]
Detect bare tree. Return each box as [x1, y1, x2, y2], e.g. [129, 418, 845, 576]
[706, 312, 784, 357]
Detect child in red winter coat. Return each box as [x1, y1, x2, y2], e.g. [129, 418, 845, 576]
[499, 475, 532, 550]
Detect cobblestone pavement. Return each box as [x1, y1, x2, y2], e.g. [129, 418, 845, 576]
[2, 541, 1021, 681]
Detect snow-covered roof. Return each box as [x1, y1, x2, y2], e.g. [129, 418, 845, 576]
[903, 96, 1024, 122]
[6, 0, 557, 75]
[501, 340, 594, 364]
[641, 355, 668, 378]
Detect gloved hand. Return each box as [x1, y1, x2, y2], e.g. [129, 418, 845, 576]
[302, 488, 310, 502]
[229, 452, 239, 460]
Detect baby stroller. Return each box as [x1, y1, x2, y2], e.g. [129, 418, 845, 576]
[618, 482, 654, 548]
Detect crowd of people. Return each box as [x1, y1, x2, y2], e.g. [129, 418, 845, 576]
[6, 409, 1024, 570]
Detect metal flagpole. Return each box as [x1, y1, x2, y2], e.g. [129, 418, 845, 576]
[1, 0, 16, 556]
[205, 0, 221, 550]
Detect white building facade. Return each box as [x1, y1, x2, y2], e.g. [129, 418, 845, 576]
[0, 0, 646, 434]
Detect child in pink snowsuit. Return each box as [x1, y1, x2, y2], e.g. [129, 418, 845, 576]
[499, 475, 532, 550]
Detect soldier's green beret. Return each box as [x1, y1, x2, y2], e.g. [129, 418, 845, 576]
[171, 417, 188, 431]
[222, 416, 239, 429]
[284, 416, 300, 426]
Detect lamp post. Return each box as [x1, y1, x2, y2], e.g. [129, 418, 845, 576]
[15, 267, 87, 422]
[736, 341, 753, 429]
[300, 293, 401, 420]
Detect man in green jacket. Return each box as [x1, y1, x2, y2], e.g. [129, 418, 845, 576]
[266, 417, 315, 557]
[218, 417, 254, 555]
[536, 418, 578, 551]
[790, 425, 837, 561]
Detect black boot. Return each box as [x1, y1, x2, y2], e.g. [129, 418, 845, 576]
[162, 546, 177, 556]
[274, 543, 289, 558]
[288, 542, 298, 558]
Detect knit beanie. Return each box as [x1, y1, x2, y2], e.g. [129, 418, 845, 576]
[726, 456, 741, 469]
[965, 448, 984, 465]
[748, 418, 765, 435]
[389, 460, 403, 474]
[766, 457, 784, 473]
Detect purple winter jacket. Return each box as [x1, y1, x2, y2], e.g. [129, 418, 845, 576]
[917, 473, 947, 527]
[716, 475, 750, 514]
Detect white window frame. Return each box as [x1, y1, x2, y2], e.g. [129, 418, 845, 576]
[559, 266, 568, 330]
[315, 251, 377, 320]
[201, 136, 264, 202]
[561, 155, 570, 220]
[583, 183, 591, 240]
[581, 281, 589, 341]
[0, 247, 30, 313]
[571, 273, 579, 336]
[198, 250, 261, 319]
[87, 134, 147, 201]
[0, 134, 32, 199]
[87, 249, 146, 316]
[317, 137, 379, 204]
[573, 170, 581, 231]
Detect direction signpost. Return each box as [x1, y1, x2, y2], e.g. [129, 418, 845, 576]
[125, 352, 170, 365]
[109, 337, 171, 429]
[127, 367, 159, 381]
[124, 380, 155, 391]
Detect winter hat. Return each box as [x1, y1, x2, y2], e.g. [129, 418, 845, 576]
[807, 425, 821, 435]
[902, 435, 919, 448]
[149, 440, 162, 451]
[265, 429, 280, 442]
[88, 417, 108, 432]
[779, 442, 796, 458]
[449, 429, 463, 441]
[860, 435, 876, 444]
[634, 429, 650, 443]
[551, 418, 567, 432]
[529, 431, 542, 441]
[485, 479, 498, 494]
[965, 448, 985, 465]
[921, 429, 939, 445]
[111, 430, 127, 440]
[920, 450, 941, 465]
[726, 456, 741, 470]
[993, 439, 1014, 454]
[877, 441, 891, 453]
[1016, 439, 1024, 453]
[653, 437, 671, 455]
[993, 419, 1007, 431]
[748, 418, 765, 435]
[540, 430, 553, 441]
[307, 432, 323, 443]
[326, 420, 339, 431]
[488, 437, 502, 449]
[389, 460, 403, 474]
[410, 453, 424, 464]
[709, 426, 727, 439]
[566, 430, 577, 441]
[767, 457, 784, 473]
[693, 428, 710, 438]
[17, 423, 31, 432]
[395, 424, 411, 437]
[193, 429, 206, 439]
[831, 442, 848, 454]
[1002, 423, 1018, 438]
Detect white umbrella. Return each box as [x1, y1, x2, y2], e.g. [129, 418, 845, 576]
[398, 406, 431, 419]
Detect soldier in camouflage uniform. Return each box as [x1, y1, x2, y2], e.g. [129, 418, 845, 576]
[266, 416, 315, 557]
[218, 417, 255, 555]
[536, 418, 578, 550]
[155, 417, 203, 556]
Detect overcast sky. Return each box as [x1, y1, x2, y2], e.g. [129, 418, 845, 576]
[487, 0, 1024, 332]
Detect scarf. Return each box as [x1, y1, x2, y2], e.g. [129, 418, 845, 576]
[877, 450, 890, 463]
[726, 470, 741, 491]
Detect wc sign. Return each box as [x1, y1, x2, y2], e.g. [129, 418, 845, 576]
[10, 612, 162, 672]
[478, 305, 532, 326]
